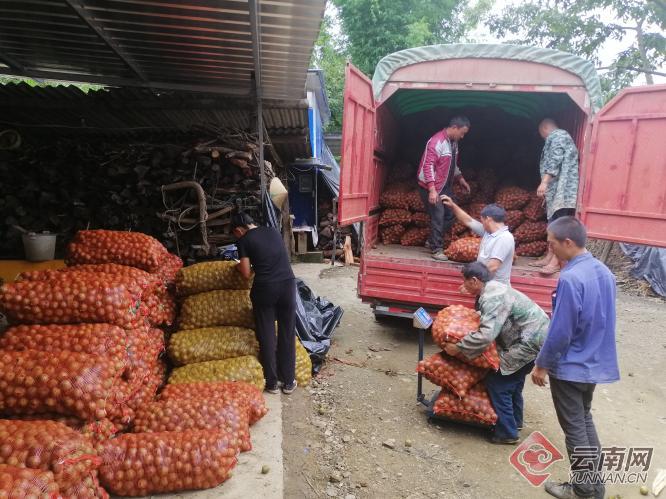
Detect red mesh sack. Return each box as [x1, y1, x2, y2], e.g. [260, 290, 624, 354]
[524, 194, 546, 221]
[125, 360, 166, 412]
[400, 228, 430, 247]
[452, 181, 473, 205]
[97, 430, 238, 496]
[0, 420, 100, 490]
[431, 305, 500, 370]
[411, 211, 431, 228]
[416, 352, 488, 398]
[495, 186, 530, 210]
[158, 381, 267, 425]
[0, 349, 126, 421]
[380, 224, 406, 245]
[60, 473, 108, 499]
[516, 241, 549, 257]
[0, 275, 144, 329]
[379, 184, 411, 210]
[505, 210, 525, 231]
[405, 189, 426, 212]
[468, 203, 485, 220]
[514, 221, 548, 244]
[152, 253, 183, 286]
[379, 209, 411, 227]
[133, 398, 252, 452]
[144, 286, 176, 327]
[66, 230, 168, 273]
[444, 237, 480, 262]
[0, 324, 130, 374]
[451, 221, 468, 235]
[432, 382, 498, 426]
[0, 465, 61, 499]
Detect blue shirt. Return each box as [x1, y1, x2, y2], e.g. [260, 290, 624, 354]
[536, 252, 620, 384]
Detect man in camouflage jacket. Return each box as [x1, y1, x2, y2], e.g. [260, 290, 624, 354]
[445, 262, 550, 444]
[532, 118, 580, 275]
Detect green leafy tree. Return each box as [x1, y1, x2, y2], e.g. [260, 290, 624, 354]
[486, 0, 666, 101]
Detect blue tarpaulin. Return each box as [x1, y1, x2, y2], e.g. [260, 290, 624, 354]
[620, 244, 666, 297]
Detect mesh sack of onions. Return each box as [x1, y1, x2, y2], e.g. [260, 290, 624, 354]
[432, 382, 498, 426]
[380, 225, 406, 245]
[144, 286, 176, 327]
[444, 237, 480, 262]
[125, 360, 166, 412]
[495, 186, 530, 210]
[179, 290, 254, 329]
[505, 210, 525, 231]
[168, 356, 265, 390]
[451, 221, 468, 236]
[97, 430, 238, 496]
[379, 184, 411, 210]
[468, 203, 486, 220]
[400, 228, 430, 246]
[431, 305, 500, 370]
[66, 230, 167, 273]
[417, 352, 488, 398]
[296, 339, 312, 387]
[152, 252, 184, 287]
[159, 381, 267, 425]
[176, 261, 252, 296]
[452, 181, 473, 205]
[524, 194, 547, 221]
[133, 398, 252, 452]
[379, 208, 411, 227]
[0, 349, 127, 421]
[514, 221, 548, 244]
[0, 420, 100, 491]
[411, 211, 431, 228]
[168, 327, 259, 366]
[516, 241, 549, 257]
[405, 189, 426, 212]
[60, 473, 108, 499]
[0, 275, 144, 329]
[0, 465, 61, 499]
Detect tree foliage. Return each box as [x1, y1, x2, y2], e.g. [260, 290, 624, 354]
[486, 0, 666, 101]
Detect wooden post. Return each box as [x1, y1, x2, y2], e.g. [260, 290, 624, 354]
[296, 232, 308, 255]
[344, 235, 354, 266]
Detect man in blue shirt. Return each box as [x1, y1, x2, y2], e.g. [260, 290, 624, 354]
[531, 217, 619, 499]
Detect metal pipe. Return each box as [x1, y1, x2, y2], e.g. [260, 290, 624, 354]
[248, 0, 266, 202]
[417, 328, 425, 403]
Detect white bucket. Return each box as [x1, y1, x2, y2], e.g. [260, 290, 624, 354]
[22, 232, 57, 262]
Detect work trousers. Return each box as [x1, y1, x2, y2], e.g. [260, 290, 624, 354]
[250, 278, 297, 387]
[550, 377, 605, 499]
[418, 185, 455, 252]
[484, 361, 533, 440]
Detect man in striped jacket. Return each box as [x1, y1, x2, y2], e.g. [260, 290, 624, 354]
[417, 116, 471, 261]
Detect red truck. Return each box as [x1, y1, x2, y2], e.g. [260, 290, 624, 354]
[337, 44, 666, 318]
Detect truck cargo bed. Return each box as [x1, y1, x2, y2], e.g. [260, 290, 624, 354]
[359, 244, 557, 313]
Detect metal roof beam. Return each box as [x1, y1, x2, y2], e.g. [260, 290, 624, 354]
[64, 0, 148, 82]
[0, 50, 25, 72]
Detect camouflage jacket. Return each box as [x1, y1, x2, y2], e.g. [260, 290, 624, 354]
[457, 281, 550, 375]
[539, 128, 579, 219]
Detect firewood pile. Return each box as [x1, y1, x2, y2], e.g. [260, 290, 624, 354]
[316, 198, 357, 259]
[0, 126, 283, 261]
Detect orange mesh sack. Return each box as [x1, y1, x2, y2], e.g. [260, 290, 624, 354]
[60, 473, 108, 499]
[444, 236, 480, 262]
[0, 324, 130, 374]
[133, 397, 252, 452]
[379, 184, 411, 210]
[524, 194, 546, 221]
[516, 241, 548, 257]
[179, 290, 254, 329]
[432, 382, 498, 426]
[380, 225, 406, 245]
[505, 210, 525, 231]
[0, 465, 61, 499]
[495, 186, 530, 210]
[451, 221, 468, 236]
[514, 221, 548, 244]
[144, 285, 176, 326]
[97, 430, 238, 496]
[400, 228, 430, 246]
[0, 420, 100, 491]
[0, 349, 128, 421]
[405, 189, 426, 212]
[159, 381, 267, 425]
[167, 327, 259, 366]
[168, 356, 264, 390]
[416, 352, 488, 398]
[176, 261, 253, 296]
[431, 305, 500, 370]
[0, 276, 143, 329]
[152, 252, 184, 286]
[411, 212, 431, 228]
[379, 209, 411, 227]
[125, 360, 166, 412]
[66, 230, 167, 272]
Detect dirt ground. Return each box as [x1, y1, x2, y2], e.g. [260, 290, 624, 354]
[282, 263, 666, 499]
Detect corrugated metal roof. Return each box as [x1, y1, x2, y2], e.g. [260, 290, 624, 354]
[0, 82, 311, 159]
[0, 0, 325, 100]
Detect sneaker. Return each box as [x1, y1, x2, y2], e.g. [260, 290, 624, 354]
[281, 381, 297, 395]
[431, 251, 448, 261]
[544, 481, 590, 499]
[265, 383, 280, 394]
[489, 436, 519, 445]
